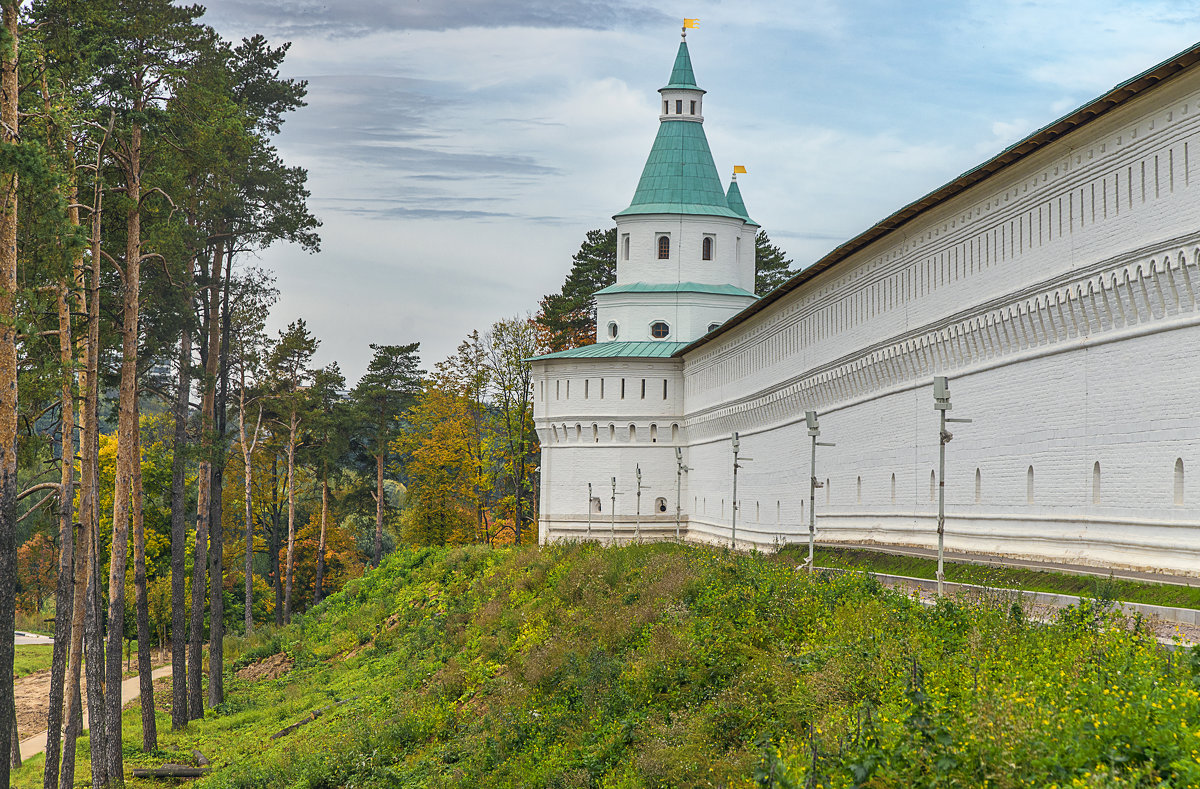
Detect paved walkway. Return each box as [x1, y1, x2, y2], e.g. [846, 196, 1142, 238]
[819, 542, 1200, 587]
[15, 632, 54, 646]
[18, 664, 174, 762]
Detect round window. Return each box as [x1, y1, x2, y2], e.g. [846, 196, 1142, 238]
[607, 321, 618, 339]
[650, 321, 670, 339]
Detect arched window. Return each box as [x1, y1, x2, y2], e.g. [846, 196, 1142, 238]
[649, 424, 658, 443]
[628, 424, 636, 442]
[591, 497, 602, 513]
[930, 470, 936, 501]
[622, 234, 629, 260]
[608, 423, 615, 441]
[702, 236, 713, 260]
[650, 321, 671, 339]
[1175, 458, 1185, 505]
[891, 473, 896, 503]
[1092, 462, 1101, 505]
[671, 423, 679, 442]
[657, 235, 670, 259]
[655, 497, 668, 513]
[1026, 466, 1035, 504]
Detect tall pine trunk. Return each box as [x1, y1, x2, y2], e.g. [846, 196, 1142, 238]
[169, 321, 191, 730]
[84, 509, 107, 789]
[374, 450, 384, 566]
[43, 282, 76, 789]
[0, 7, 18, 788]
[133, 410, 156, 750]
[270, 454, 281, 626]
[64, 160, 105, 789]
[315, 472, 328, 604]
[240, 395, 261, 633]
[105, 119, 144, 788]
[283, 412, 297, 623]
[208, 251, 232, 707]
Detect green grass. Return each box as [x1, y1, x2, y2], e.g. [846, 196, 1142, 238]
[800, 545, 1200, 609]
[14, 645, 52, 678]
[14, 543, 1200, 788]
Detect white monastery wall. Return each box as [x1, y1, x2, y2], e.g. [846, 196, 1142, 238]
[536, 46, 1200, 574]
[676, 68, 1200, 572]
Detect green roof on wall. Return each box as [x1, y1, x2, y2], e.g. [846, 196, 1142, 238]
[529, 341, 688, 361]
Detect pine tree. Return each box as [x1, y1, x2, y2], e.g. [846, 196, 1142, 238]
[755, 230, 795, 295]
[536, 228, 616, 351]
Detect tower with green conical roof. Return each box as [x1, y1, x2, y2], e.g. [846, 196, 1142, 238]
[595, 32, 759, 345]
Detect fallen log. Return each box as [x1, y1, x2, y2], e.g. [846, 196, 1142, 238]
[269, 696, 360, 740]
[192, 749, 210, 767]
[131, 764, 211, 779]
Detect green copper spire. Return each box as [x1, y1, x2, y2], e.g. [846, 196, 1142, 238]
[614, 121, 740, 218]
[661, 41, 705, 92]
[725, 178, 759, 227]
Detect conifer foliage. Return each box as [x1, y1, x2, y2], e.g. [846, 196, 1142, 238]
[536, 227, 616, 351]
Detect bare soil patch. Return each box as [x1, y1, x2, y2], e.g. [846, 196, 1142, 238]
[236, 652, 293, 682]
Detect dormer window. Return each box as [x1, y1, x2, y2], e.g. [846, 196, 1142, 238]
[707, 322, 720, 332]
[675, 99, 682, 114]
[702, 236, 713, 260]
[657, 235, 670, 259]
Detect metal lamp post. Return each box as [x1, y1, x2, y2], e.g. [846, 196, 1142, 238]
[609, 476, 617, 544]
[675, 447, 690, 541]
[635, 464, 643, 541]
[933, 376, 972, 596]
[731, 432, 753, 549]
[805, 411, 835, 573]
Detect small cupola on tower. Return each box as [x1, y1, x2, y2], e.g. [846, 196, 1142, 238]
[659, 31, 705, 122]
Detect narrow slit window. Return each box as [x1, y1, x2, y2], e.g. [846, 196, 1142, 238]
[975, 468, 982, 503]
[1092, 462, 1101, 505]
[702, 236, 713, 260]
[930, 470, 936, 501]
[891, 473, 896, 503]
[675, 99, 682, 113]
[1175, 458, 1185, 505]
[1026, 466, 1035, 504]
[662, 379, 668, 399]
[690, 100, 696, 114]
[640, 379, 646, 399]
[663, 100, 668, 114]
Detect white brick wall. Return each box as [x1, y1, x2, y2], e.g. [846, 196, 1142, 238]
[535, 61, 1200, 574]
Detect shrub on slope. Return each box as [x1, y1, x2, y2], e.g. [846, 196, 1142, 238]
[208, 543, 1200, 788]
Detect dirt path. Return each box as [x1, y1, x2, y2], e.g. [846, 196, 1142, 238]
[16, 663, 174, 762]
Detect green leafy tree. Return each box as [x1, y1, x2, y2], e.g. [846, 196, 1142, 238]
[755, 230, 795, 295]
[351, 343, 423, 566]
[536, 227, 616, 351]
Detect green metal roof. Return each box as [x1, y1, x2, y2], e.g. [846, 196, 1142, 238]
[724, 179, 760, 227]
[595, 281, 757, 298]
[660, 41, 705, 92]
[529, 341, 688, 361]
[615, 120, 741, 219]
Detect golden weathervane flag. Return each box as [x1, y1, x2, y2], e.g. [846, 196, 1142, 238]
[733, 165, 747, 174]
[683, 18, 700, 28]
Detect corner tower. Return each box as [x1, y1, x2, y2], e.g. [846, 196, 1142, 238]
[595, 33, 758, 345]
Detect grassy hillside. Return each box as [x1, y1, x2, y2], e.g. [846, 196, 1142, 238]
[18, 543, 1200, 787]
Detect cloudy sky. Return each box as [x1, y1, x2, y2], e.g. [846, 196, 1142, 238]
[199, 0, 1200, 383]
